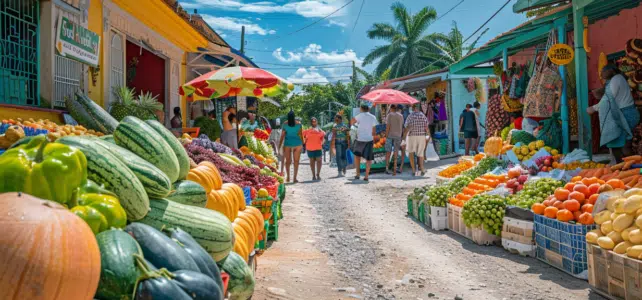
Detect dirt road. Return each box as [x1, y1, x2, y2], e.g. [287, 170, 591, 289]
[254, 157, 605, 300]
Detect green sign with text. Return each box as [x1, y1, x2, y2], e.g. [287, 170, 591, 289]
[55, 15, 100, 67]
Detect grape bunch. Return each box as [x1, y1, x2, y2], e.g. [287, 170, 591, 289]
[192, 135, 233, 155]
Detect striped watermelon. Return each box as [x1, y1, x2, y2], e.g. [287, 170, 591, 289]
[94, 139, 172, 198]
[145, 120, 190, 181]
[57, 136, 150, 220]
[75, 92, 119, 134]
[114, 116, 180, 182]
[167, 180, 208, 207]
[138, 198, 234, 262]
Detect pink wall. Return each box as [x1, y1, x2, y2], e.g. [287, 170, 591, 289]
[585, 4, 642, 90]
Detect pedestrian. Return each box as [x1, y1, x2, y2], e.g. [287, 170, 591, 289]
[403, 103, 430, 176]
[385, 104, 404, 176]
[351, 104, 378, 181]
[268, 119, 284, 174]
[459, 104, 478, 156]
[471, 101, 482, 154]
[588, 65, 640, 163]
[323, 129, 332, 163]
[304, 117, 325, 180]
[332, 114, 350, 177]
[221, 106, 238, 149]
[279, 110, 303, 183]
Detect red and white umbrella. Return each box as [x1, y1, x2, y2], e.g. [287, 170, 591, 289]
[360, 89, 419, 105]
[179, 66, 293, 101]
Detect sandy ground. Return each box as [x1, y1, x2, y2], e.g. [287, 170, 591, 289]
[254, 157, 606, 300]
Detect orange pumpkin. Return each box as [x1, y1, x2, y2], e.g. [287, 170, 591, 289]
[187, 167, 214, 193]
[544, 206, 559, 219]
[563, 200, 581, 212]
[0, 193, 101, 300]
[531, 203, 546, 215]
[556, 209, 574, 222]
[578, 212, 594, 225]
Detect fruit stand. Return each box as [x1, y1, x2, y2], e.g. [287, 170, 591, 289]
[0, 92, 288, 300]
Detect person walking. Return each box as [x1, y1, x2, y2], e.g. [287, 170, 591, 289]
[459, 104, 478, 156]
[268, 119, 284, 174]
[303, 117, 325, 180]
[403, 103, 430, 176]
[279, 111, 303, 183]
[351, 104, 378, 181]
[221, 106, 238, 149]
[588, 65, 640, 163]
[385, 105, 404, 176]
[471, 102, 482, 154]
[332, 114, 350, 177]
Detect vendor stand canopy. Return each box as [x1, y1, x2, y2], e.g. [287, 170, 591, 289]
[360, 89, 419, 105]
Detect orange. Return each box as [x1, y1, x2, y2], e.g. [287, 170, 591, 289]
[556, 209, 574, 222]
[571, 176, 582, 183]
[606, 179, 626, 189]
[578, 212, 595, 225]
[564, 183, 576, 191]
[587, 194, 599, 205]
[582, 177, 598, 186]
[574, 210, 583, 221]
[544, 206, 559, 219]
[581, 204, 594, 213]
[573, 184, 591, 198]
[554, 188, 570, 201]
[588, 183, 601, 196]
[542, 199, 554, 207]
[553, 200, 565, 210]
[569, 191, 586, 204]
[532, 203, 546, 215]
[563, 199, 581, 212]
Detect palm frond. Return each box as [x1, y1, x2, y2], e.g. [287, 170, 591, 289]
[366, 23, 399, 41]
[363, 44, 395, 66]
[465, 28, 490, 56]
[391, 2, 411, 38]
[408, 6, 437, 41]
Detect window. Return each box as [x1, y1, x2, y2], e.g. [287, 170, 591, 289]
[110, 32, 125, 108]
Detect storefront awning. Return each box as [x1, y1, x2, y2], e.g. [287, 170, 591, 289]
[512, 0, 567, 13]
[187, 45, 259, 76]
[375, 68, 448, 92]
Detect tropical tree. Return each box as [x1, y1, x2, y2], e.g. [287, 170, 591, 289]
[363, 2, 438, 78]
[419, 22, 489, 70]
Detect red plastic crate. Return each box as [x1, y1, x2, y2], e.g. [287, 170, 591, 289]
[221, 272, 230, 296]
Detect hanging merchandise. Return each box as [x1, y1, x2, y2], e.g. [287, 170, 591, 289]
[485, 94, 510, 139]
[569, 98, 579, 136]
[515, 67, 530, 98]
[437, 99, 448, 121]
[509, 75, 519, 99]
[523, 30, 562, 119]
[537, 112, 563, 150]
[466, 78, 476, 93]
[487, 77, 500, 90]
[501, 93, 523, 113]
[474, 77, 486, 103]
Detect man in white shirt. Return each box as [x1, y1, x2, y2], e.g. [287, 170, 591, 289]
[351, 104, 378, 181]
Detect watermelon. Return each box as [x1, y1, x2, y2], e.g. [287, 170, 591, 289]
[57, 136, 150, 220]
[145, 120, 190, 181]
[114, 116, 180, 182]
[220, 251, 255, 300]
[167, 180, 208, 207]
[93, 139, 172, 198]
[138, 198, 234, 262]
[75, 92, 119, 134]
[99, 135, 116, 144]
[95, 229, 143, 300]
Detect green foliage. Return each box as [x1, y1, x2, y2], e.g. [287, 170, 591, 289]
[193, 116, 222, 141]
[280, 82, 356, 124]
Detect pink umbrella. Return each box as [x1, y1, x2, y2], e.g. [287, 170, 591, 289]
[360, 89, 419, 105]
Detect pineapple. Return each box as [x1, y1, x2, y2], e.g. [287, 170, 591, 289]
[110, 86, 136, 121]
[109, 87, 163, 121]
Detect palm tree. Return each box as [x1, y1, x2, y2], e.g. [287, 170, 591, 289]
[419, 22, 489, 70]
[363, 2, 438, 78]
[354, 66, 390, 85]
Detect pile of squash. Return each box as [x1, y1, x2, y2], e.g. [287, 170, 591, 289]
[187, 162, 265, 262]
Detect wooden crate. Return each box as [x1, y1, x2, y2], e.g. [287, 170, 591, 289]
[448, 204, 473, 240]
[588, 244, 642, 300]
[502, 217, 534, 245]
[472, 227, 501, 246]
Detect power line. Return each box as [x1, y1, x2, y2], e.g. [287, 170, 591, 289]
[252, 61, 353, 67]
[260, 66, 353, 70]
[262, 0, 355, 42]
[434, 0, 464, 22]
[462, 0, 511, 44]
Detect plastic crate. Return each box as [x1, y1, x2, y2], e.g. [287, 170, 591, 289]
[407, 198, 413, 216]
[430, 206, 447, 231]
[534, 214, 596, 280]
[502, 238, 536, 257]
[472, 227, 500, 246]
[278, 183, 286, 201]
[418, 202, 425, 224]
[242, 186, 252, 206]
[423, 204, 431, 227]
[255, 221, 270, 250]
[221, 272, 230, 297]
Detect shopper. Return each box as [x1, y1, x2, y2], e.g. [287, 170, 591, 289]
[268, 119, 283, 174]
[351, 104, 378, 181]
[459, 104, 478, 156]
[332, 114, 350, 177]
[279, 110, 303, 183]
[221, 106, 238, 149]
[304, 117, 325, 180]
[589, 65, 640, 163]
[385, 104, 404, 176]
[471, 101, 482, 154]
[403, 103, 430, 176]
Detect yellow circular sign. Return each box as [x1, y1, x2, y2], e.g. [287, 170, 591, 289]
[548, 43, 574, 65]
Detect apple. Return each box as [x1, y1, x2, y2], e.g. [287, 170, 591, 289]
[517, 175, 528, 185]
[516, 185, 524, 192]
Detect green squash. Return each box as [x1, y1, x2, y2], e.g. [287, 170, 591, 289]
[95, 229, 143, 300]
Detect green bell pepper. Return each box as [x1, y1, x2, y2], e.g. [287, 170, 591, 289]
[70, 180, 127, 234]
[0, 135, 87, 205]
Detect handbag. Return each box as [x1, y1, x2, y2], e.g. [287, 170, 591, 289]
[523, 30, 562, 118]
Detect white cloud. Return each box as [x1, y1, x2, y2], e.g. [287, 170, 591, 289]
[201, 15, 276, 35]
[256, 17, 262, 21]
[274, 44, 362, 66]
[272, 48, 303, 63]
[326, 19, 347, 27]
[287, 67, 329, 84]
[179, 0, 347, 18]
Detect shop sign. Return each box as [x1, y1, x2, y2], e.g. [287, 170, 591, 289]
[547, 43, 574, 65]
[55, 15, 101, 67]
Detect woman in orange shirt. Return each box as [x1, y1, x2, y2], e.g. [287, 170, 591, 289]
[304, 117, 325, 180]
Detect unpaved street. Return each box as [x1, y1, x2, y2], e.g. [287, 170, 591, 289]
[254, 157, 604, 300]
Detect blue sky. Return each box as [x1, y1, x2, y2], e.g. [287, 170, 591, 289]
[179, 0, 528, 84]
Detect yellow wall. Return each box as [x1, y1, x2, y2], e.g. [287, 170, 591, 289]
[426, 81, 448, 99]
[181, 53, 187, 127]
[87, 0, 104, 107]
[0, 105, 65, 124]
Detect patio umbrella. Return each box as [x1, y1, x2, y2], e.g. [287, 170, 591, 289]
[360, 89, 419, 105]
[179, 66, 294, 101]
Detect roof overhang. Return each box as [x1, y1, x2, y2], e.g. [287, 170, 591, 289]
[375, 69, 448, 92]
[513, 0, 568, 13]
[187, 45, 259, 76]
[447, 67, 497, 80]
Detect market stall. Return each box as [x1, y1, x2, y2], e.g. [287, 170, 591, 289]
[0, 67, 292, 300]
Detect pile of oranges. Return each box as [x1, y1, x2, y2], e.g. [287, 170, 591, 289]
[449, 174, 506, 207]
[532, 177, 626, 224]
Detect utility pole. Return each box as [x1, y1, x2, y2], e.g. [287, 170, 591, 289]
[240, 26, 245, 54]
[351, 60, 358, 99]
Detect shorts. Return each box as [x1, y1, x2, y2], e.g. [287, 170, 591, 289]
[385, 136, 402, 153]
[352, 140, 374, 161]
[307, 150, 322, 159]
[464, 131, 479, 139]
[406, 135, 426, 157]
